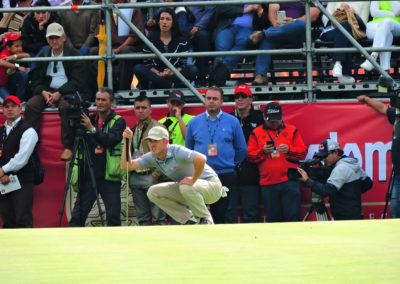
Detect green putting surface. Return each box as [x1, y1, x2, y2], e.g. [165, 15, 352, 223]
[1, 220, 399, 283]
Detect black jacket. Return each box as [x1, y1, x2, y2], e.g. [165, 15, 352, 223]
[21, 11, 61, 55]
[31, 44, 91, 100]
[230, 106, 264, 185]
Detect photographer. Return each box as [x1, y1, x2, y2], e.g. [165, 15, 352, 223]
[357, 95, 400, 218]
[68, 87, 126, 227]
[297, 139, 373, 220]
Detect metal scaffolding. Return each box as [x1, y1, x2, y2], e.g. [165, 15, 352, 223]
[0, 0, 395, 103]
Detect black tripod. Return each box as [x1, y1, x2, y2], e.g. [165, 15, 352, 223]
[303, 193, 331, 221]
[382, 168, 395, 219]
[57, 127, 105, 227]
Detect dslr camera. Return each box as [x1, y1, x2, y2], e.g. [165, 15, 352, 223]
[378, 76, 400, 108]
[287, 157, 332, 183]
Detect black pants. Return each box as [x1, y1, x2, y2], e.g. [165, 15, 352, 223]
[69, 179, 121, 227]
[0, 183, 34, 228]
[210, 171, 236, 224]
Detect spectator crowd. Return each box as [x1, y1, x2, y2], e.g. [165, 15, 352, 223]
[0, 0, 399, 102]
[1, 1, 400, 227]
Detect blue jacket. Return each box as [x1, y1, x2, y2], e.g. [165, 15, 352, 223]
[185, 0, 216, 30]
[185, 111, 248, 174]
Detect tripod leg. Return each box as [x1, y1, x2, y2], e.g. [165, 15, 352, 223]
[382, 168, 394, 219]
[302, 205, 314, 221]
[57, 135, 81, 227]
[82, 138, 106, 226]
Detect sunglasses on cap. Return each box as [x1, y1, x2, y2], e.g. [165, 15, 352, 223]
[234, 93, 250, 99]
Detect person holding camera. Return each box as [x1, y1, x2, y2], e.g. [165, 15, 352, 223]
[357, 95, 400, 218]
[247, 102, 307, 222]
[68, 87, 126, 227]
[297, 139, 373, 220]
[24, 22, 91, 162]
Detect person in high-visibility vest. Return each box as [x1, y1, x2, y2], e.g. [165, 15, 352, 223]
[361, 1, 400, 72]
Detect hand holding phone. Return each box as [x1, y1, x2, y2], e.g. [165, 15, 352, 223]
[277, 10, 286, 25]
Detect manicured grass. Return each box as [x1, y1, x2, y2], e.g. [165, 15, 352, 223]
[1, 220, 399, 283]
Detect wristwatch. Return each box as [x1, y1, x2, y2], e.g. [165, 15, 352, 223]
[91, 127, 96, 134]
[14, 63, 20, 70]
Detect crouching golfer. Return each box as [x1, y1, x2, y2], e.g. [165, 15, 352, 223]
[121, 126, 227, 225]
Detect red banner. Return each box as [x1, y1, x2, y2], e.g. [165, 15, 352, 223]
[0, 101, 393, 226]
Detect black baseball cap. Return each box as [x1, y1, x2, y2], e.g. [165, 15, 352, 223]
[264, 102, 282, 121]
[168, 90, 185, 104]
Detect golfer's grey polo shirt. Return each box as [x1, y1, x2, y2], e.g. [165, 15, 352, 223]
[137, 144, 217, 182]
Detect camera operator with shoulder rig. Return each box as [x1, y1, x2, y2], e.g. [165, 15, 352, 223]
[297, 139, 373, 220]
[68, 87, 126, 227]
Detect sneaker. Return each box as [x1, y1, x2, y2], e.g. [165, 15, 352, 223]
[60, 148, 73, 161]
[249, 31, 265, 45]
[338, 75, 355, 84]
[199, 217, 214, 225]
[360, 59, 374, 72]
[332, 63, 342, 77]
[252, 74, 268, 86]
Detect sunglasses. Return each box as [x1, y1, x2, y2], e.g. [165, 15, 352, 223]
[234, 93, 250, 99]
[48, 36, 61, 40]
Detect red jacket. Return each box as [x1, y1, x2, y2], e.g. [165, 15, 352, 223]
[247, 122, 307, 185]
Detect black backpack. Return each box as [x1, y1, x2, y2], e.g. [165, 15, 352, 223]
[19, 123, 45, 186]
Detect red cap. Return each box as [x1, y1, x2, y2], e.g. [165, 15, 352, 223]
[3, 95, 21, 107]
[3, 32, 22, 47]
[234, 84, 252, 97]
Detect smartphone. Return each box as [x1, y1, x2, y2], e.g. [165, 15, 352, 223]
[277, 10, 286, 24]
[266, 140, 274, 146]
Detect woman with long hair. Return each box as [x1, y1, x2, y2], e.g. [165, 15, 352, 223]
[133, 8, 197, 89]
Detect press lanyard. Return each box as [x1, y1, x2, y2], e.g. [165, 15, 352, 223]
[206, 115, 221, 144]
[267, 125, 282, 143]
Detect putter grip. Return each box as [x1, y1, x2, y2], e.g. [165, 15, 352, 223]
[125, 137, 129, 162]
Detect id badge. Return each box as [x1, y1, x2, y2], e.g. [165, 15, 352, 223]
[270, 147, 280, 158]
[95, 146, 104, 154]
[0, 150, 2, 157]
[208, 143, 218, 156]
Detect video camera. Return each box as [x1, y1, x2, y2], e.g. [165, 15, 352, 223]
[378, 76, 400, 108]
[65, 92, 91, 124]
[286, 157, 332, 183]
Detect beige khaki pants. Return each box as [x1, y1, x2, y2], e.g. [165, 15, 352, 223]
[147, 177, 223, 224]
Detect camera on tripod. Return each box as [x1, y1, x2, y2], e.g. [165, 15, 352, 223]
[378, 76, 400, 108]
[65, 92, 91, 124]
[286, 157, 332, 183]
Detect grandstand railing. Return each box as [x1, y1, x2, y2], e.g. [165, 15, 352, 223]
[0, 0, 396, 103]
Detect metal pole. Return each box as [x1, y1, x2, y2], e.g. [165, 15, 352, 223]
[113, 6, 205, 103]
[104, 0, 114, 89]
[312, 0, 391, 79]
[304, 0, 314, 102]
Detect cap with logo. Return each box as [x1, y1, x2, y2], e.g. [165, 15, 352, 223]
[3, 95, 21, 107]
[145, 126, 169, 141]
[3, 32, 22, 47]
[234, 84, 252, 97]
[264, 102, 282, 121]
[46, 23, 65, 38]
[314, 139, 340, 158]
[168, 90, 185, 104]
